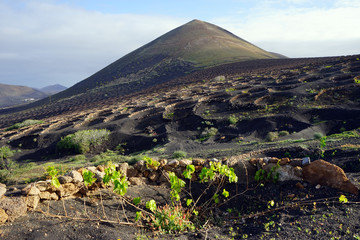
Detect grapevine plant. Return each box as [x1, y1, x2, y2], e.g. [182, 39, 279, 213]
[47, 157, 239, 234]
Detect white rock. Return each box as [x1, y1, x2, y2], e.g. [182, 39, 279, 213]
[67, 170, 83, 183]
[0, 183, 6, 198]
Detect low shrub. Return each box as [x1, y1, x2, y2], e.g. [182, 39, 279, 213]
[0, 146, 16, 170]
[228, 115, 239, 125]
[6, 119, 44, 131]
[313, 132, 324, 140]
[172, 151, 187, 159]
[278, 130, 290, 137]
[0, 146, 17, 183]
[199, 127, 218, 142]
[266, 132, 279, 142]
[57, 129, 111, 154]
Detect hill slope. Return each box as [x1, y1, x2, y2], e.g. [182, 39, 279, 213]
[40, 84, 67, 95]
[35, 19, 282, 103]
[0, 83, 48, 108]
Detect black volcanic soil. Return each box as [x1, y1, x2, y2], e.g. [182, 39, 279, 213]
[1, 55, 360, 239]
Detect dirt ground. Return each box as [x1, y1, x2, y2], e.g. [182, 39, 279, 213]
[1, 177, 360, 240]
[1, 55, 360, 239]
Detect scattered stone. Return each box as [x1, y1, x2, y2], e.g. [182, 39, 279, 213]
[95, 170, 105, 182]
[303, 160, 359, 195]
[148, 171, 159, 182]
[39, 191, 52, 200]
[86, 166, 97, 173]
[167, 160, 179, 167]
[60, 183, 80, 197]
[163, 160, 179, 171]
[0, 208, 8, 224]
[67, 170, 83, 183]
[21, 185, 40, 196]
[269, 157, 280, 163]
[97, 165, 105, 172]
[134, 160, 146, 172]
[249, 158, 257, 166]
[315, 184, 321, 189]
[50, 192, 59, 201]
[35, 181, 51, 191]
[0, 197, 27, 222]
[263, 164, 302, 182]
[179, 159, 192, 167]
[117, 163, 129, 177]
[58, 175, 73, 184]
[24, 195, 40, 210]
[0, 184, 6, 198]
[126, 167, 138, 178]
[159, 159, 167, 167]
[229, 156, 257, 183]
[192, 158, 205, 166]
[279, 158, 290, 165]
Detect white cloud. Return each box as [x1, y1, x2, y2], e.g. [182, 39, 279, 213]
[213, 2, 360, 57]
[0, 1, 184, 87]
[0, 0, 359, 88]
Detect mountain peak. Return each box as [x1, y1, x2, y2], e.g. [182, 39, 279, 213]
[30, 20, 283, 105]
[137, 19, 280, 67]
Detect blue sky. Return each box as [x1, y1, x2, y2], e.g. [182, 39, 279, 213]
[0, 0, 359, 88]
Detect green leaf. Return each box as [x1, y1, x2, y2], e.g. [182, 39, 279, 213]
[339, 194, 348, 203]
[183, 164, 195, 179]
[146, 199, 157, 213]
[228, 168, 238, 183]
[113, 177, 128, 196]
[82, 170, 96, 187]
[103, 164, 116, 185]
[135, 211, 142, 222]
[133, 197, 141, 205]
[144, 156, 160, 169]
[186, 199, 193, 206]
[268, 200, 275, 208]
[213, 193, 219, 204]
[46, 166, 58, 178]
[193, 209, 199, 216]
[222, 189, 229, 198]
[51, 177, 61, 188]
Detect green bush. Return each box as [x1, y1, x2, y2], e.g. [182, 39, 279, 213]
[172, 151, 187, 159]
[313, 132, 324, 140]
[266, 132, 279, 142]
[57, 129, 111, 154]
[228, 115, 239, 125]
[0, 169, 10, 183]
[0, 146, 16, 170]
[199, 127, 218, 142]
[0, 146, 17, 183]
[278, 130, 290, 137]
[6, 119, 44, 131]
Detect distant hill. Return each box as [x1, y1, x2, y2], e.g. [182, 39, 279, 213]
[39, 19, 283, 103]
[40, 84, 67, 95]
[0, 83, 48, 108]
